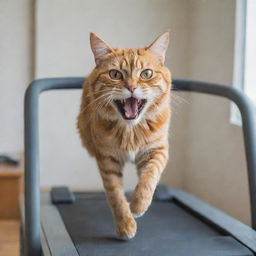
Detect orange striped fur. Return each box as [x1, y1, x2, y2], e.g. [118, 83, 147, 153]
[77, 32, 171, 239]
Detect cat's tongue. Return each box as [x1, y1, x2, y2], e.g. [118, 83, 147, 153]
[124, 97, 138, 119]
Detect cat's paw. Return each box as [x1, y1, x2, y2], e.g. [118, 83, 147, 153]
[131, 211, 145, 219]
[130, 199, 148, 218]
[116, 215, 137, 240]
[130, 191, 152, 218]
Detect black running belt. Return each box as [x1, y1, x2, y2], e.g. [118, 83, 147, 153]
[57, 193, 253, 256]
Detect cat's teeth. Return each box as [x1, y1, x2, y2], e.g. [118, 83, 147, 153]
[122, 99, 125, 104]
[137, 99, 141, 104]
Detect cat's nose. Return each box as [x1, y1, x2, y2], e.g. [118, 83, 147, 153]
[126, 85, 137, 93]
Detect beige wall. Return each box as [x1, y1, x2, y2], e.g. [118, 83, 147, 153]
[0, 0, 34, 152]
[0, 0, 250, 224]
[184, 0, 250, 225]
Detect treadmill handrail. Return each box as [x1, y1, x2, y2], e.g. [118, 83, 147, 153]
[24, 77, 256, 256]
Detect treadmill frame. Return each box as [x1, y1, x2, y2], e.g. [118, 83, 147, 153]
[23, 78, 256, 255]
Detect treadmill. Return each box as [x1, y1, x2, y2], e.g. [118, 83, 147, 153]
[21, 78, 256, 256]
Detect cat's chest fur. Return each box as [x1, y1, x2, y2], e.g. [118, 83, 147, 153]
[95, 118, 148, 151]
[124, 150, 138, 163]
[103, 124, 152, 164]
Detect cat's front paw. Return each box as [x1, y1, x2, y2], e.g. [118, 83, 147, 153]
[130, 198, 149, 218]
[116, 215, 137, 240]
[130, 189, 153, 218]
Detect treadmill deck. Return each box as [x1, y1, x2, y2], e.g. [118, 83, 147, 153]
[54, 192, 253, 256]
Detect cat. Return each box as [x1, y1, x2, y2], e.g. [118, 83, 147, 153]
[77, 31, 171, 239]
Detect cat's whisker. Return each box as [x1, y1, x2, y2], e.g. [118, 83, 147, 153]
[170, 96, 190, 118]
[84, 95, 114, 123]
[97, 97, 113, 111]
[80, 98, 104, 113]
[171, 93, 190, 105]
[93, 94, 114, 111]
[148, 100, 162, 115]
[80, 93, 113, 113]
[93, 88, 119, 94]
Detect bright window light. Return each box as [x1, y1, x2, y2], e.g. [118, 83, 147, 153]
[231, 0, 256, 125]
[244, 0, 256, 104]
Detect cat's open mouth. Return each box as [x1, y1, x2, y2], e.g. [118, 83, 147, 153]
[114, 97, 147, 120]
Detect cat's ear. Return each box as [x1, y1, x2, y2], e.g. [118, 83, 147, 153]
[90, 33, 113, 65]
[147, 31, 170, 63]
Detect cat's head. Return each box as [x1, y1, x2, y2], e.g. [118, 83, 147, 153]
[89, 32, 171, 125]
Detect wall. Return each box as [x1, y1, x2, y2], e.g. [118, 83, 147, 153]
[0, 0, 34, 152]
[184, 0, 250, 225]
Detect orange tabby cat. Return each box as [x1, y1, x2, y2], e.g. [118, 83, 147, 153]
[77, 31, 171, 239]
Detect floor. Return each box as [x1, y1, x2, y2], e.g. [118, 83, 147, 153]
[0, 221, 20, 256]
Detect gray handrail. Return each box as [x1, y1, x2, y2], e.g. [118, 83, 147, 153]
[24, 77, 256, 255]
[24, 78, 84, 256]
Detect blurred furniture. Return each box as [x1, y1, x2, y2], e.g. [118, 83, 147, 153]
[0, 220, 20, 256]
[0, 154, 23, 219]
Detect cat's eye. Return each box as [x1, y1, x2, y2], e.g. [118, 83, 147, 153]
[140, 69, 153, 79]
[109, 69, 123, 80]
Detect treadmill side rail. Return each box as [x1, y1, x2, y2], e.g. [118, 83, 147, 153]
[41, 205, 79, 256]
[172, 188, 256, 254]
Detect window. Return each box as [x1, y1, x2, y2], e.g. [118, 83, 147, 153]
[231, 0, 256, 125]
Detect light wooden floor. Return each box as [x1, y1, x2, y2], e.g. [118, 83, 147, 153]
[0, 221, 20, 256]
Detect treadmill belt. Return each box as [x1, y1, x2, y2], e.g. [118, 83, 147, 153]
[57, 193, 253, 256]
